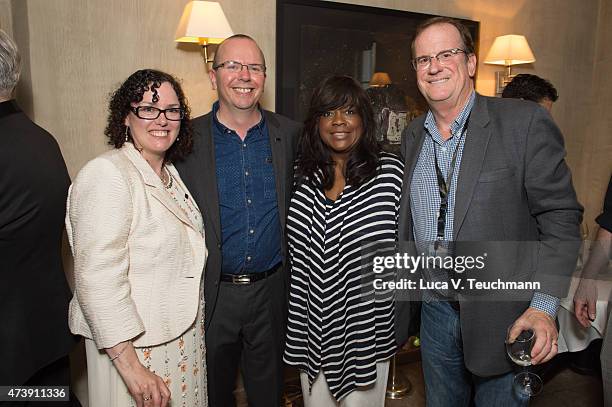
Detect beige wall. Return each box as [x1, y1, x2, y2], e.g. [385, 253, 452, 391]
[0, 1, 12, 36]
[8, 0, 611, 222]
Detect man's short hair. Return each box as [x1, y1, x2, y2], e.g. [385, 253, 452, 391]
[502, 74, 558, 103]
[411, 17, 475, 57]
[0, 29, 21, 99]
[212, 34, 266, 68]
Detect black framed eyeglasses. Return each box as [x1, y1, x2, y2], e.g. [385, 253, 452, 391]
[412, 48, 467, 70]
[213, 60, 266, 75]
[130, 106, 184, 121]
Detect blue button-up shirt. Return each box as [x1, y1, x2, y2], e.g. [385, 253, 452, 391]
[410, 92, 558, 316]
[213, 102, 282, 274]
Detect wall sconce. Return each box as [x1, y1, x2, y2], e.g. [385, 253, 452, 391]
[175, 1, 234, 68]
[484, 35, 536, 95]
[369, 72, 392, 87]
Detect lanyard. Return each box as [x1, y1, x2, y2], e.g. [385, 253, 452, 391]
[432, 117, 469, 244]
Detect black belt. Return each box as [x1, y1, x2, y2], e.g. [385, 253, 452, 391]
[220, 263, 280, 285]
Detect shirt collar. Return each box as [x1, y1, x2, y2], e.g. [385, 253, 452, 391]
[424, 91, 475, 142]
[0, 99, 20, 120]
[212, 101, 266, 135]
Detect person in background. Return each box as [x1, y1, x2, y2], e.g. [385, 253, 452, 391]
[573, 175, 612, 405]
[399, 17, 581, 406]
[67, 69, 208, 407]
[175, 34, 301, 407]
[501, 73, 558, 113]
[284, 75, 403, 406]
[0, 29, 79, 405]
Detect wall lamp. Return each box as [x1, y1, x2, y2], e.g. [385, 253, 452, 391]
[369, 72, 392, 87]
[175, 1, 234, 68]
[484, 35, 536, 95]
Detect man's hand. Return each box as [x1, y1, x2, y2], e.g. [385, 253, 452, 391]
[573, 278, 598, 328]
[508, 307, 558, 365]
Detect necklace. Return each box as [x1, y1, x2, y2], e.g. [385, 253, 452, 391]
[161, 165, 174, 189]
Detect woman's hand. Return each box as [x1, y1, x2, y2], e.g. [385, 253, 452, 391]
[106, 342, 171, 407]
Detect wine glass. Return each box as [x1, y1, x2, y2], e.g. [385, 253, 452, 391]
[505, 328, 543, 397]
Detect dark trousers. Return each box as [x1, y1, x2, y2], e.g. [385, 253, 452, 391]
[206, 269, 286, 407]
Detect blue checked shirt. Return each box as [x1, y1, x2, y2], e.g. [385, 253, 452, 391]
[410, 92, 559, 317]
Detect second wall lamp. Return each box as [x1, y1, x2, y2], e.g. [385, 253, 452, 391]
[484, 34, 536, 95]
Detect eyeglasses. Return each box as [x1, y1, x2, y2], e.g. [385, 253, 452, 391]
[213, 60, 266, 75]
[130, 106, 184, 121]
[412, 48, 467, 70]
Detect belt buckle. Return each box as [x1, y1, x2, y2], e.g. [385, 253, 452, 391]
[232, 275, 251, 285]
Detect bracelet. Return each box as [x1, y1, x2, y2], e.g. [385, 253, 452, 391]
[109, 342, 130, 362]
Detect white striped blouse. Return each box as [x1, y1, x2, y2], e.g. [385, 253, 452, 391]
[284, 152, 404, 401]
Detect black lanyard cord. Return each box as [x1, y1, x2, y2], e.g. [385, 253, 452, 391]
[432, 116, 469, 243]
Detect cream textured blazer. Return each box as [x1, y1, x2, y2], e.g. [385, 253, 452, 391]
[66, 143, 207, 349]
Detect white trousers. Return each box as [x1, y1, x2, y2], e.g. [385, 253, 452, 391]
[300, 360, 390, 407]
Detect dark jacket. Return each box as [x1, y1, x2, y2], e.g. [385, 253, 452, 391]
[175, 109, 300, 330]
[0, 100, 78, 385]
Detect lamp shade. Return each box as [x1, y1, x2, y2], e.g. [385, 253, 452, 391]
[175, 1, 233, 44]
[369, 72, 392, 87]
[484, 35, 535, 66]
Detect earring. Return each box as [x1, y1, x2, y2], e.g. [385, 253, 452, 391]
[176, 136, 180, 142]
[124, 126, 129, 142]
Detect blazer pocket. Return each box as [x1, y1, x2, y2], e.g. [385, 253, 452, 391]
[478, 167, 515, 183]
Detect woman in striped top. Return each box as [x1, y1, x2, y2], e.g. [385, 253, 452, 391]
[284, 75, 404, 406]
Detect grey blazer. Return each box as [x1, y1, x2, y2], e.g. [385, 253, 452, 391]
[175, 109, 300, 331]
[396, 93, 582, 376]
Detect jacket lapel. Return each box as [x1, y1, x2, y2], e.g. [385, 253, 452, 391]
[0, 100, 20, 120]
[266, 111, 290, 235]
[149, 188, 195, 229]
[398, 117, 426, 243]
[122, 144, 196, 231]
[196, 115, 222, 243]
[453, 94, 491, 239]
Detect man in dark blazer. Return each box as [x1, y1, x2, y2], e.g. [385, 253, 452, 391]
[396, 18, 582, 405]
[0, 29, 78, 401]
[176, 34, 300, 407]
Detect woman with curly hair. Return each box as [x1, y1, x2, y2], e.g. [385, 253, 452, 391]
[284, 75, 404, 405]
[67, 69, 208, 407]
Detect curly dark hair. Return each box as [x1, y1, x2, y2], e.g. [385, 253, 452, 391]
[502, 74, 558, 103]
[296, 75, 380, 190]
[105, 69, 193, 163]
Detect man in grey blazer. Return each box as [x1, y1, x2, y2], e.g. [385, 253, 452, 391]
[397, 18, 582, 405]
[176, 34, 300, 407]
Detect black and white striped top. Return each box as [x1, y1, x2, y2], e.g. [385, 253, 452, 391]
[284, 153, 404, 401]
